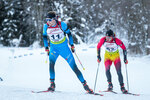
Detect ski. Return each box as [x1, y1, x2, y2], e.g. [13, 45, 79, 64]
[90, 92, 104, 96]
[99, 90, 140, 96]
[99, 90, 117, 94]
[123, 92, 140, 96]
[31, 90, 60, 93]
[32, 90, 104, 96]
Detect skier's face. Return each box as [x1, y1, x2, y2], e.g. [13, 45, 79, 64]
[106, 36, 113, 42]
[46, 18, 56, 26]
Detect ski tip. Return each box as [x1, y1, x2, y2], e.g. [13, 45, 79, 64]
[86, 92, 104, 96]
[134, 94, 140, 96]
[99, 90, 102, 92]
[31, 91, 35, 93]
[31, 90, 55, 93]
[124, 92, 140, 96]
[94, 93, 104, 96]
[129, 93, 140, 96]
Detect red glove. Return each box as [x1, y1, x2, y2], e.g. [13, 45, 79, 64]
[71, 45, 75, 53]
[45, 47, 49, 55]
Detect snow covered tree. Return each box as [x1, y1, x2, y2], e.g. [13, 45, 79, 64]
[0, 0, 36, 46]
[0, 0, 150, 55]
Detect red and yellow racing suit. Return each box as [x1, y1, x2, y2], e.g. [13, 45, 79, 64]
[97, 36, 126, 85]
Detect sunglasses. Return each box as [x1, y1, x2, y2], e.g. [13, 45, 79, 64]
[46, 18, 53, 22]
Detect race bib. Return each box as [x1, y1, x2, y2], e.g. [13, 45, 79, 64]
[104, 42, 118, 52]
[47, 28, 65, 42]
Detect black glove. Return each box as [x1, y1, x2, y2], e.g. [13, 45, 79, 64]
[71, 45, 75, 53]
[45, 47, 49, 55]
[97, 55, 101, 63]
[97, 49, 101, 63]
[123, 50, 128, 64]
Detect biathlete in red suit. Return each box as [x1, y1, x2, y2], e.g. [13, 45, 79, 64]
[97, 29, 128, 93]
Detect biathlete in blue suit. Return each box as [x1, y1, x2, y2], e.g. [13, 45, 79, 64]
[43, 11, 93, 93]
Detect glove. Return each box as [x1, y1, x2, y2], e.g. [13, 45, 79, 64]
[71, 45, 75, 53]
[123, 50, 128, 64]
[45, 47, 49, 55]
[97, 48, 101, 63]
[97, 55, 101, 63]
[124, 59, 128, 64]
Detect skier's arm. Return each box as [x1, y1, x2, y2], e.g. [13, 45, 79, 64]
[43, 24, 49, 47]
[115, 38, 126, 50]
[123, 49, 128, 64]
[97, 37, 105, 63]
[61, 22, 75, 53]
[43, 24, 49, 54]
[61, 22, 73, 46]
[115, 38, 128, 64]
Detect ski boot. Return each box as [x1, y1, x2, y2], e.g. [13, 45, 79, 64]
[82, 81, 93, 94]
[107, 82, 113, 91]
[120, 83, 128, 93]
[48, 82, 55, 91]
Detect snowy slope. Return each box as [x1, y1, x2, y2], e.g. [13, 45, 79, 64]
[0, 45, 150, 100]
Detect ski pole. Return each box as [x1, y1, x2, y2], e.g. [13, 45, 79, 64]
[125, 64, 129, 91]
[94, 63, 100, 93]
[45, 54, 49, 63]
[74, 52, 85, 70]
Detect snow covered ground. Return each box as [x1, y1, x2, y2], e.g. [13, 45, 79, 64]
[0, 45, 150, 100]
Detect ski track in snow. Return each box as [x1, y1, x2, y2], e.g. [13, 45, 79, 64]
[0, 45, 150, 100]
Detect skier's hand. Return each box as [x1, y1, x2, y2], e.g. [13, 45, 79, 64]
[71, 45, 75, 53]
[45, 47, 49, 55]
[124, 59, 128, 64]
[97, 55, 101, 63]
[123, 50, 128, 64]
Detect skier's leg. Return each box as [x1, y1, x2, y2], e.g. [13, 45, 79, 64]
[47, 48, 59, 91]
[104, 51, 113, 90]
[104, 59, 113, 90]
[104, 59, 112, 83]
[114, 58, 124, 85]
[114, 57, 128, 93]
[60, 46, 85, 83]
[59, 45, 93, 93]
[49, 48, 59, 82]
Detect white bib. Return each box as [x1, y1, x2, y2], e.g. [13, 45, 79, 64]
[47, 28, 65, 42]
[103, 42, 118, 52]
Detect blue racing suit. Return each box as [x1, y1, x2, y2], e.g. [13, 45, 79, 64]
[43, 21, 85, 83]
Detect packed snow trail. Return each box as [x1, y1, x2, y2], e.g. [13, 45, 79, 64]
[0, 45, 150, 100]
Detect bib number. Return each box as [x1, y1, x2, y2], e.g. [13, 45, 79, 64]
[106, 47, 115, 52]
[104, 42, 118, 52]
[50, 34, 63, 42]
[51, 34, 60, 40]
